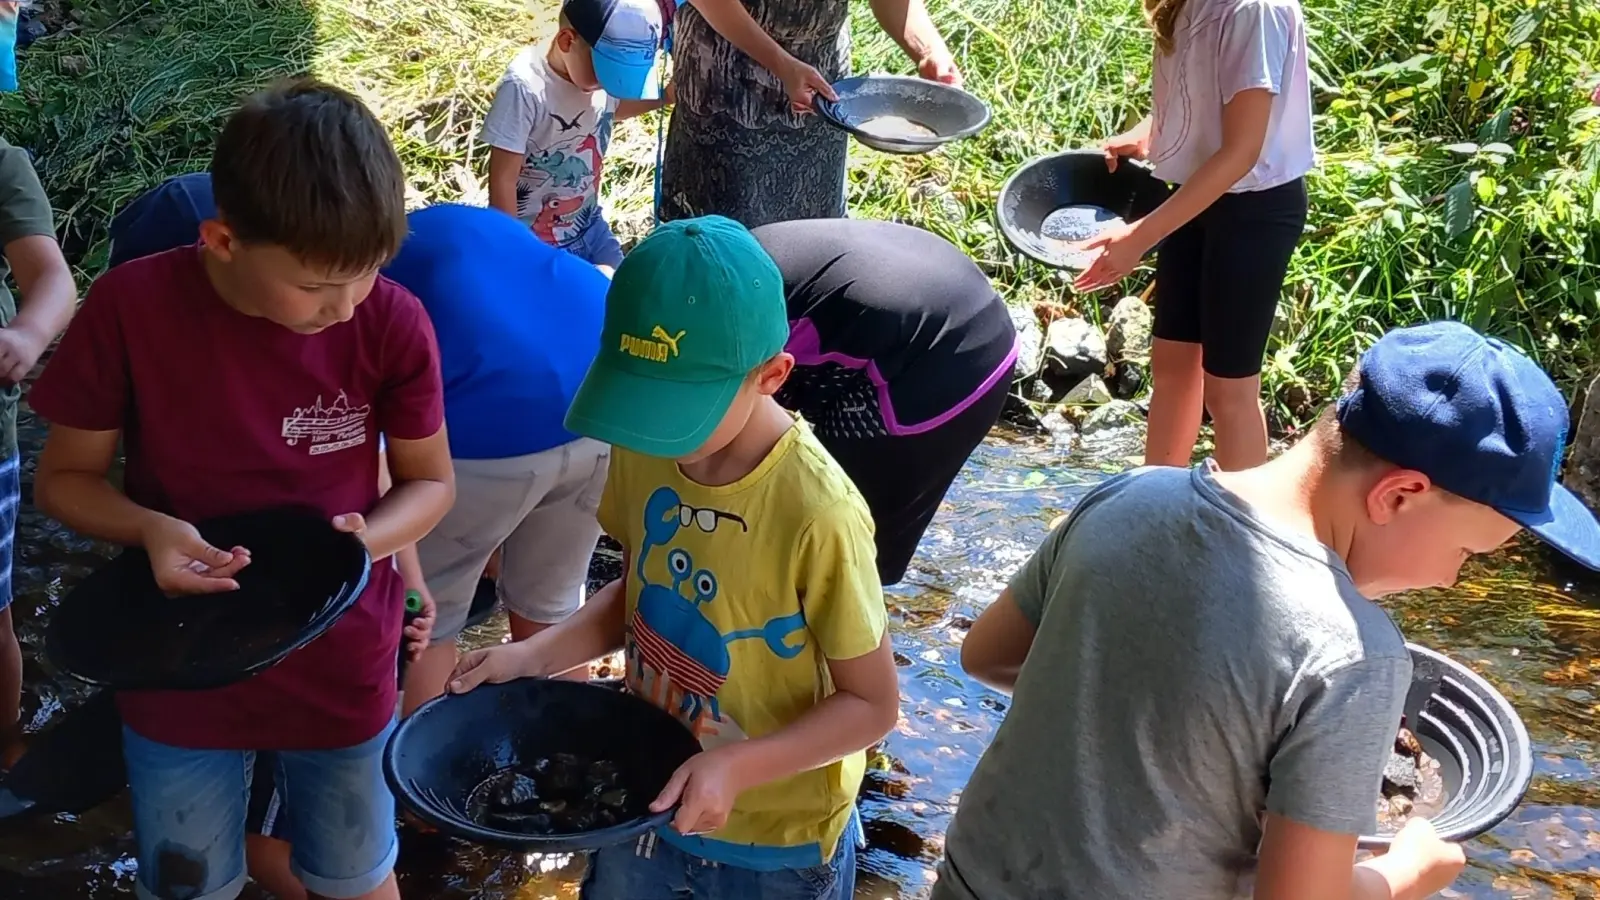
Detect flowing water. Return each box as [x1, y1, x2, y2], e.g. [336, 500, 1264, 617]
[3, 410, 1599, 898]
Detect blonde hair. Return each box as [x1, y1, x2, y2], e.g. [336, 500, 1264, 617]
[1144, 0, 1190, 55]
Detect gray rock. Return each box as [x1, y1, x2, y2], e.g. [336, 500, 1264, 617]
[1010, 305, 1045, 383]
[1563, 373, 1600, 514]
[1027, 378, 1055, 404]
[1043, 316, 1108, 382]
[1111, 362, 1145, 399]
[1106, 295, 1153, 363]
[1039, 410, 1078, 448]
[1061, 374, 1112, 407]
[913, 180, 965, 223]
[1081, 399, 1144, 435]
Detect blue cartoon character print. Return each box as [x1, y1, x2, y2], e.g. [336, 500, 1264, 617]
[630, 486, 807, 722]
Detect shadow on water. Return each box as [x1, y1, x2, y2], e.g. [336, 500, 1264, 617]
[4, 409, 1600, 898]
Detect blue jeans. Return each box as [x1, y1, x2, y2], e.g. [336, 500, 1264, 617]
[581, 818, 859, 900]
[123, 720, 399, 900]
[566, 214, 624, 269]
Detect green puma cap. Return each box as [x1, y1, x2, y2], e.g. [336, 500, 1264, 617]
[564, 215, 790, 458]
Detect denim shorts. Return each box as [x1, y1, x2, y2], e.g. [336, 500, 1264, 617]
[0, 452, 19, 614]
[581, 816, 859, 900]
[123, 719, 399, 900]
[565, 214, 625, 270]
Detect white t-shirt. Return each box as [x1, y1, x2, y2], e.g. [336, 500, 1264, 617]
[1148, 0, 1314, 191]
[481, 48, 620, 249]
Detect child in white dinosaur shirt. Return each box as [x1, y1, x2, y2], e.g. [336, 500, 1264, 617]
[483, 0, 674, 273]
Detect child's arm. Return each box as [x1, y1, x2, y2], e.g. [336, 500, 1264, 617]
[1251, 655, 1463, 900]
[1, 234, 75, 383]
[30, 277, 250, 596]
[615, 82, 675, 120]
[36, 425, 252, 594]
[481, 76, 540, 219]
[379, 444, 437, 658]
[654, 635, 898, 836]
[343, 430, 453, 562]
[487, 149, 524, 219]
[1074, 88, 1272, 291]
[649, 499, 896, 837]
[449, 567, 629, 691]
[867, 0, 961, 86]
[958, 509, 1073, 693]
[350, 292, 455, 561]
[958, 588, 1037, 694]
[683, 0, 838, 111]
[1255, 815, 1464, 900]
[0, 145, 75, 384]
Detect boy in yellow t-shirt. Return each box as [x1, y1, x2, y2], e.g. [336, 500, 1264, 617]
[450, 215, 898, 899]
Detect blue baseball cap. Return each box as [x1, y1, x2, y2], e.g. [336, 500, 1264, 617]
[1337, 320, 1600, 569]
[562, 0, 669, 101]
[108, 172, 215, 268]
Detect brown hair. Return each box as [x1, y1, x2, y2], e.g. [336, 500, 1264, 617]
[210, 78, 407, 274]
[1144, 0, 1190, 55]
[1314, 367, 1389, 470]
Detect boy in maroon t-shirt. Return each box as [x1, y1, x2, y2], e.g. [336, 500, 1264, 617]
[28, 80, 455, 900]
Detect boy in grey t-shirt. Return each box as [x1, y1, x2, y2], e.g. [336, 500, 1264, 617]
[937, 321, 1600, 900]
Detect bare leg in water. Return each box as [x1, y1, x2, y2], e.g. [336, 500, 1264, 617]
[1143, 338, 1206, 468]
[1143, 339, 1269, 471]
[1203, 372, 1269, 471]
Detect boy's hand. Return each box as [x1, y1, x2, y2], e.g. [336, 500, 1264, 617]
[0, 325, 47, 385]
[404, 587, 437, 661]
[450, 643, 538, 693]
[665, 80, 677, 106]
[780, 57, 837, 114]
[1387, 817, 1466, 895]
[140, 514, 252, 595]
[651, 744, 749, 837]
[332, 512, 367, 541]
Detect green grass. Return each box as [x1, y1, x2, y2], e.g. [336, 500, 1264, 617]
[4, 0, 1598, 432]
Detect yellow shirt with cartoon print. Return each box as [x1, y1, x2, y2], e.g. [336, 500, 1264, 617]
[596, 418, 887, 871]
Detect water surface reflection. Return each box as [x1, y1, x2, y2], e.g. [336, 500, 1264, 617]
[3, 422, 1598, 898]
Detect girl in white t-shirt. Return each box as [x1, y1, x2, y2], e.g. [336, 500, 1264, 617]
[1075, 0, 1314, 471]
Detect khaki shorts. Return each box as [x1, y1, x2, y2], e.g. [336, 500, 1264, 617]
[419, 438, 610, 641]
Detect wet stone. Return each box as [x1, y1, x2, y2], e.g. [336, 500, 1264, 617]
[1382, 752, 1421, 795]
[1375, 724, 1446, 833]
[1043, 316, 1108, 382]
[466, 754, 640, 837]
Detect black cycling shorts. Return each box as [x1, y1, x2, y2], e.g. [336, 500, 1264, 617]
[1152, 177, 1308, 379]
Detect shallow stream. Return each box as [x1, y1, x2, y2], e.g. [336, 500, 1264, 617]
[3, 415, 1598, 898]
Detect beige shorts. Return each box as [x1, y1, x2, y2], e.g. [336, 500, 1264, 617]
[418, 438, 610, 641]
